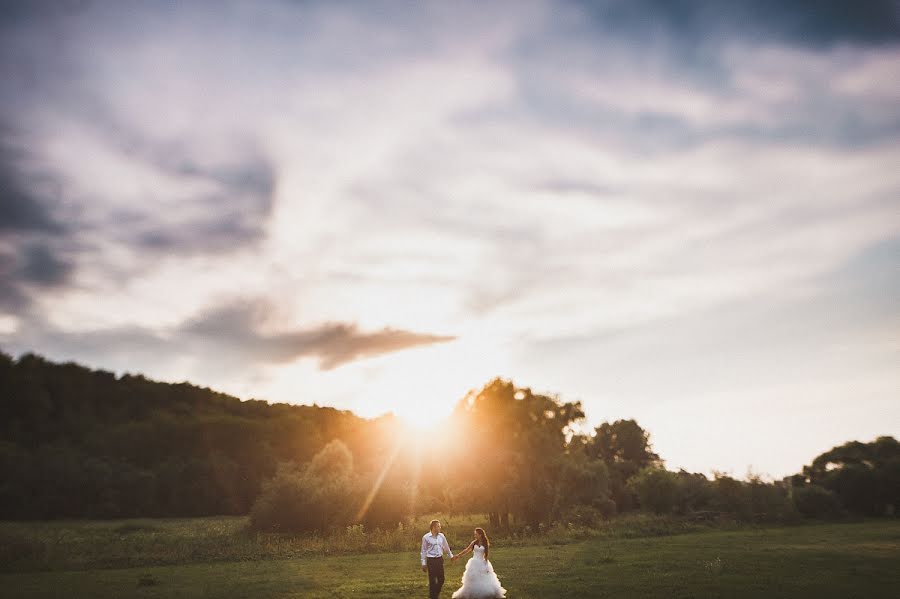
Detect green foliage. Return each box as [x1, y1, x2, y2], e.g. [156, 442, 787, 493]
[710, 473, 752, 520]
[626, 468, 794, 523]
[556, 504, 607, 527]
[250, 441, 357, 533]
[0, 350, 375, 520]
[628, 467, 679, 514]
[583, 419, 660, 511]
[2, 349, 895, 527]
[673, 470, 715, 514]
[746, 474, 792, 522]
[588, 419, 660, 467]
[792, 484, 842, 519]
[552, 449, 612, 519]
[797, 436, 899, 516]
[446, 378, 586, 527]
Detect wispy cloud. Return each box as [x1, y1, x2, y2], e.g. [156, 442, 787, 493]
[178, 299, 455, 370]
[13, 297, 455, 378]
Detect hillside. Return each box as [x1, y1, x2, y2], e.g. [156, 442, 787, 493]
[0, 350, 384, 519]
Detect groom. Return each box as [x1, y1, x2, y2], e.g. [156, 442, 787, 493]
[421, 519, 457, 599]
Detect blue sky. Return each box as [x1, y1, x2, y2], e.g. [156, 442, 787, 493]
[1, 1, 898, 477]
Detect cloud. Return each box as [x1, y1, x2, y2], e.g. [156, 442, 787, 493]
[179, 299, 456, 370]
[118, 147, 277, 256]
[3, 297, 456, 380]
[574, 0, 900, 48]
[14, 242, 73, 287]
[0, 137, 76, 312]
[0, 1, 896, 475]
[3, 2, 893, 333]
[0, 124, 277, 315]
[0, 151, 61, 234]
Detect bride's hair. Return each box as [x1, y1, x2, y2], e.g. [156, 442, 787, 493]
[474, 527, 490, 560]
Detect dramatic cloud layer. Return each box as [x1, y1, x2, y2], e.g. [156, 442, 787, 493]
[17, 297, 455, 380]
[1, 1, 897, 476]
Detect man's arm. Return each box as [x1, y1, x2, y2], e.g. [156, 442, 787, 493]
[442, 534, 454, 560]
[421, 536, 428, 568]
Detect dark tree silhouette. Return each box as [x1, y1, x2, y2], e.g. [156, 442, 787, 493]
[586, 419, 660, 510]
[0, 349, 376, 519]
[799, 436, 900, 516]
[2, 349, 893, 525]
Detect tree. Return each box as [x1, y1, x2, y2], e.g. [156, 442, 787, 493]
[588, 420, 660, 467]
[800, 436, 899, 515]
[673, 470, 714, 514]
[710, 472, 752, 520]
[447, 378, 585, 528]
[792, 484, 841, 519]
[587, 419, 660, 511]
[0, 349, 376, 520]
[553, 449, 612, 515]
[628, 467, 678, 514]
[250, 440, 357, 533]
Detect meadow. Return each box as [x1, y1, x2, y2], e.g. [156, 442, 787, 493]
[1, 517, 897, 598]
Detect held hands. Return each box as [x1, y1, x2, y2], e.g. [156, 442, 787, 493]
[421, 565, 427, 573]
[451, 555, 459, 562]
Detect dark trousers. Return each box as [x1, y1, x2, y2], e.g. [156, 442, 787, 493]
[426, 556, 445, 599]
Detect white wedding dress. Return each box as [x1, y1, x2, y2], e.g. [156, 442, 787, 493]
[451, 544, 507, 599]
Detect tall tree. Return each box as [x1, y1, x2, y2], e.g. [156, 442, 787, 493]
[447, 378, 585, 527]
[586, 419, 660, 511]
[801, 436, 900, 516]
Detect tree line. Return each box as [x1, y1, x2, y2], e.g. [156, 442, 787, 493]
[1, 350, 896, 530]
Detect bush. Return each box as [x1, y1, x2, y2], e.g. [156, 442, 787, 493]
[710, 473, 752, 520]
[596, 496, 618, 519]
[674, 470, 714, 514]
[747, 475, 790, 522]
[823, 463, 883, 515]
[250, 440, 358, 533]
[628, 468, 679, 514]
[250, 466, 314, 532]
[358, 479, 414, 530]
[792, 484, 842, 519]
[558, 504, 606, 527]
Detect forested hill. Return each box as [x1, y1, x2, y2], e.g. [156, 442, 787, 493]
[3, 349, 896, 526]
[0, 350, 383, 519]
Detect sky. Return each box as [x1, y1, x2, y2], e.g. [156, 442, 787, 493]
[1, 0, 898, 479]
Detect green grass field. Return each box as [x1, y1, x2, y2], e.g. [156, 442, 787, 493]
[1, 519, 898, 598]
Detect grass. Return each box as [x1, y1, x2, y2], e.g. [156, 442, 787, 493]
[0, 519, 898, 598]
[0, 512, 732, 572]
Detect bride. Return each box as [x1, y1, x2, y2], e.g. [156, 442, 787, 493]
[451, 527, 507, 599]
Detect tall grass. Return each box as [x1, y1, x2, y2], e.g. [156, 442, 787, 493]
[0, 512, 785, 573]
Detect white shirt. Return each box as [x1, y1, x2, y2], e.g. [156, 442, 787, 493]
[421, 532, 453, 565]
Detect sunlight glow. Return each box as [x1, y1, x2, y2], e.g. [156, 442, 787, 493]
[355, 433, 405, 522]
[391, 400, 452, 429]
[349, 333, 508, 427]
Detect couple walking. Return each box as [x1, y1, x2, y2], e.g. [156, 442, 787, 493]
[420, 519, 507, 599]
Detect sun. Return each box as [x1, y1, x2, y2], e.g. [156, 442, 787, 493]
[358, 331, 505, 428]
[391, 398, 453, 429]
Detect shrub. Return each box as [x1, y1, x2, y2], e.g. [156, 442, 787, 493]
[559, 504, 606, 527]
[747, 475, 789, 522]
[628, 468, 678, 514]
[250, 441, 358, 533]
[596, 496, 618, 520]
[792, 484, 842, 519]
[674, 470, 714, 514]
[710, 473, 752, 520]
